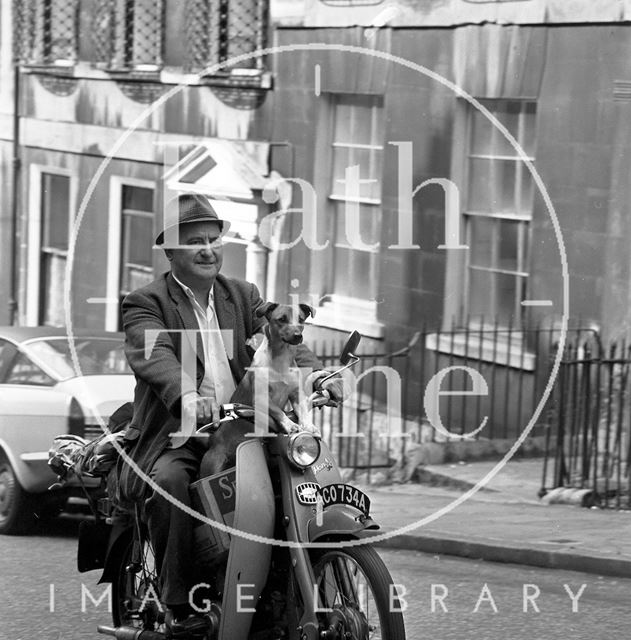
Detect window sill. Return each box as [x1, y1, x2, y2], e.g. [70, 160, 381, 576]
[21, 62, 76, 76]
[312, 296, 384, 339]
[21, 62, 273, 90]
[425, 331, 535, 371]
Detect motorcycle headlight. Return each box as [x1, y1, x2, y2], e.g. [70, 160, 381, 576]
[287, 432, 321, 469]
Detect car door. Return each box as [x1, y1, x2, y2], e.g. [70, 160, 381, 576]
[0, 340, 72, 492]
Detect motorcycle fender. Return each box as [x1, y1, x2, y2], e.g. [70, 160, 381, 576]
[98, 525, 133, 584]
[308, 504, 379, 542]
[219, 439, 275, 639]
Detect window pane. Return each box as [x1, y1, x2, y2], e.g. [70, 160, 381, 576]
[122, 267, 154, 294]
[126, 215, 153, 266]
[40, 253, 67, 326]
[331, 146, 351, 194]
[122, 185, 153, 211]
[348, 103, 375, 144]
[471, 103, 515, 158]
[468, 158, 492, 211]
[121, 185, 155, 299]
[468, 268, 494, 321]
[333, 100, 355, 144]
[521, 102, 537, 157]
[496, 271, 519, 321]
[42, 173, 70, 250]
[497, 219, 520, 272]
[334, 203, 380, 248]
[334, 95, 383, 144]
[471, 101, 534, 158]
[333, 247, 378, 299]
[495, 101, 521, 148]
[491, 159, 516, 214]
[331, 148, 381, 200]
[468, 158, 516, 214]
[6, 353, 55, 386]
[469, 269, 520, 324]
[469, 216, 495, 269]
[25, 338, 131, 378]
[0, 340, 16, 382]
[470, 108, 496, 156]
[519, 168, 535, 216]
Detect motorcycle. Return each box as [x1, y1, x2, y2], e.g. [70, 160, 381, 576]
[49, 331, 406, 640]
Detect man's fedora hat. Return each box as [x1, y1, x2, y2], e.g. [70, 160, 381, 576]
[155, 193, 231, 245]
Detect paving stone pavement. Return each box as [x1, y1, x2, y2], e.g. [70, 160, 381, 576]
[363, 458, 631, 577]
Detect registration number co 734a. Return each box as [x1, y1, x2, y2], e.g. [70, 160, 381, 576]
[317, 483, 371, 518]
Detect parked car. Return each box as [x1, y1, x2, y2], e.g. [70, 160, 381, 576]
[0, 326, 135, 534]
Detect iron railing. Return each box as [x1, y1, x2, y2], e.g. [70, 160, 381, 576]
[311, 321, 578, 482]
[13, 0, 79, 65]
[13, 0, 269, 72]
[313, 334, 418, 484]
[404, 320, 568, 442]
[541, 332, 631, 509]
[184, 0, 269, 72]
[92, 0, 164, 71]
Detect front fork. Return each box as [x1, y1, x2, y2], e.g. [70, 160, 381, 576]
[276, 458, 330, 640]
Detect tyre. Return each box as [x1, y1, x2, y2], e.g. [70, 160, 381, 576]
[112, 534, 166, 632]
[0, 454, 36, 535]
[311, 546, 406, 640]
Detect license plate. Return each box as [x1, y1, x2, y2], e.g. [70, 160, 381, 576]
[317, 483, 371, 518]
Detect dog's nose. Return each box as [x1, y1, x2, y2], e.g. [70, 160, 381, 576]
[287, 334, 303, 345]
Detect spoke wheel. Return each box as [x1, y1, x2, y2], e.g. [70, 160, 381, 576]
[0, 455, 36, 535]
[312, 546, 406, 640]
[112, 536, 166, 632]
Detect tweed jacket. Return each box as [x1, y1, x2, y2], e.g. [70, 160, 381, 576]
[118, 271, 321, 502]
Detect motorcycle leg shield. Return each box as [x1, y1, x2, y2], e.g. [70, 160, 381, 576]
[219, 439, 275, 639]
[308, 504, 379, 542]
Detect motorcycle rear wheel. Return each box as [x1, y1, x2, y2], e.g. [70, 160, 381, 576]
[311, 546, 406, 640]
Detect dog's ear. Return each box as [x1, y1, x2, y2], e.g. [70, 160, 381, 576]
[256, 301, 279, 318]
[299, 303, 316, 319]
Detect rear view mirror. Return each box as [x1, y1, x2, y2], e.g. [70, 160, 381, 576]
[340, 331, 361, 365]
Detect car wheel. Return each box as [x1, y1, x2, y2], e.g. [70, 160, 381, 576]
[0, 454, 36, 535]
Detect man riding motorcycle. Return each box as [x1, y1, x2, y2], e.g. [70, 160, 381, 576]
[120, 194, 345, 636]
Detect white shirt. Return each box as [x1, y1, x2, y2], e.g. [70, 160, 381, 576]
[172, 275, 236, 404]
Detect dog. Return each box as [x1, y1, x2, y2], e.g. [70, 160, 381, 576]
[199, 301, 316, 477]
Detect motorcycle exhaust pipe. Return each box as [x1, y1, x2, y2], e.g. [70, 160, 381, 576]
[97, 608, 220, 640]
[97, 625, 165, 640]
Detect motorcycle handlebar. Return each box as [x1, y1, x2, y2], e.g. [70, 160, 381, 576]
[195, 392, 335, 434]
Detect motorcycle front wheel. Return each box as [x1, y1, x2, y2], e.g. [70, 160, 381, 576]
[311, 546, 406, 640]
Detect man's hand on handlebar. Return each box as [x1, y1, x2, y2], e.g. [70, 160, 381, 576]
[181, 393, 221, 435]
[305, 371, 351, 407]
[321, 380, 346, 406]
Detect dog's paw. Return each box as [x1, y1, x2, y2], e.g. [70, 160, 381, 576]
[301, 421, 321, 437]
[280, 416, 301, 434]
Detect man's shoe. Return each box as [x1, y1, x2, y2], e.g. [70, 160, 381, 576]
[169, 613, 211, 638]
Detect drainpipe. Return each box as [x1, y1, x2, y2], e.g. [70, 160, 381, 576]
[9, 62, 21, 325]
[266, 141, 294, 303]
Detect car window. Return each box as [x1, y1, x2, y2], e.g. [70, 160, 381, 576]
[24, 338, 131, 379]
[0, 339, 18, 383]
[4, 351, 56, 386]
